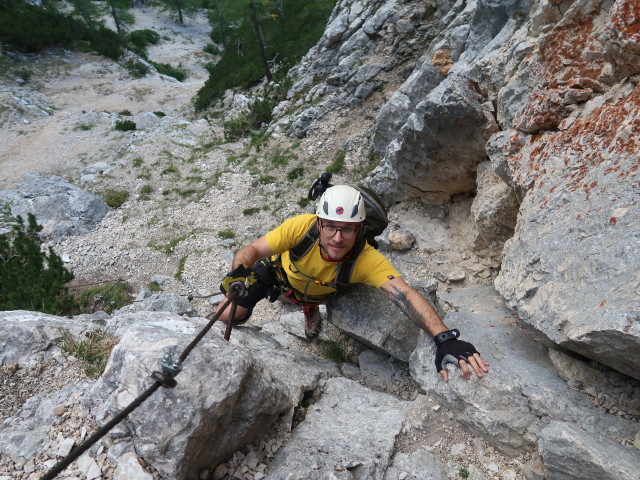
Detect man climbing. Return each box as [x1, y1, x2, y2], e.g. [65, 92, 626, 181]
[218, 184, 489, 382]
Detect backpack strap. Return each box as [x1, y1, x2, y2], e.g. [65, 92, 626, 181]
[333, 233, 367, 291]
[289, 221, 319, 261]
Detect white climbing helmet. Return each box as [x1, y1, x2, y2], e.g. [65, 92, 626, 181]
[316, 185, 366, 222]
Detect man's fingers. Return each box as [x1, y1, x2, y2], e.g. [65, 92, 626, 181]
[439, 369, 449, 382]
[465, 355, 485, 378]
[458, 359, 471, 379]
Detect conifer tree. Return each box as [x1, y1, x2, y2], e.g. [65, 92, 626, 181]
[157, 0, 201, 25]
[67, 0, 106, 28]
[0, 214, 77, 315]
[106, 0, 135, 34]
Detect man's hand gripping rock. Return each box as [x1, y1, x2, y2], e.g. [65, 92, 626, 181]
[434, 329, 489, 382]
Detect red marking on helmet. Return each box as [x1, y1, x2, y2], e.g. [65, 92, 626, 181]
[336, 206, 344, 215]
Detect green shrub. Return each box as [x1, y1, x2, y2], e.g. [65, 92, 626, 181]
[118, 109, 132, 116]
[0, 214, 76, 314]
[249, 97, 274, 127]
[322, 341, 346, 363]
[217, 229, 235, 239]
[327, 151, 345, 174]
[287, 166, 304, 180]
[139, 184, 153, 195]
[150, 61, 186, 82]
[76, 281, 132, 314]
[203, 43, 220, 55]
[84, 26, 125, 60]
[223, 115, 252, 141]
[124, 59, 149, 78]
[115, 119, 136, 131]
[254, 174, 276, 186]
[175, 256, 187, 280]
[153, 111, 166, 117]
[16, 68, 32, 82]
[132, 157, 144, 167]
[161, 164, 179, 176]
[270, 147, 293, 168]
[243, 207, 260, 216]
[128, 29, 160, 56]
[0, 0, 124, 60]
[174, 188, 198, 198]
[297, 197, 310, 208]
[59, 330, 117, 378]
[103, 189, 129, 208]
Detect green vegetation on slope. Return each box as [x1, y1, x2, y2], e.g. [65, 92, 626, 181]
[0, 0, 125, 59]
[195, 0, 336, 111]
[0, 214, 77, 314]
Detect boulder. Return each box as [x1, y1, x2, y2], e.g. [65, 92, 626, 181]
[87, 314, 291, 480]
[328, 284, 434, 362]
[115, 292, 196, 317]
[369, 75, 489, 204]
[369, 0, 533, 204]
[538, 421, 640, 480]
[0, 174, 110, 241]
[267, 377, 411, 479]
[0, 310, 105, 366]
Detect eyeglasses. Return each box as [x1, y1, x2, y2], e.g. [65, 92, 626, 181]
[319, 222, 359, 239]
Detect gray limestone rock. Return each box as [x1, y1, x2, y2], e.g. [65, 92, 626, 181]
[115, 292, 196, 317]
[492, 82, 640, 380]
[328, 285, 421, 362]
[0, 174, 110, 241]
[0, 310, 104, 366]
[266, 377, 410, 479]
[86, 315, 291, 480]
[384, 448, 447, 480]
[410, 286, 639, 456]
[538, 421, 640, 480]
[470, 161, 519, 250]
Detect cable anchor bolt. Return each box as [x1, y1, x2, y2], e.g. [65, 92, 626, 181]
[151, 353, 182, 388]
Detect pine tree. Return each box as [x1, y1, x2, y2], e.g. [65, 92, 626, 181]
[0, 214, 77, 315]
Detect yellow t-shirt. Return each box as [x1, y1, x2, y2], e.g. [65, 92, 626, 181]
[265, 214, 400, 300]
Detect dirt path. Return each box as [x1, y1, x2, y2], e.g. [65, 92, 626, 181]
[0, 7, 212, 189]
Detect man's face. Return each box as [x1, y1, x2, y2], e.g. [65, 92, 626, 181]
[318, 219, 361, 261]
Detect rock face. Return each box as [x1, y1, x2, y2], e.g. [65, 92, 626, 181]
[335, 0, 640, 381]
[3, 0, 640, 479]
[488, 2, 640, 380]
[328, 284, 422, 362]
[275, 0, 455, 139]
[369, 0, 530, 204]
[539, 421, 640, 480]
[409, 287, 639, 458]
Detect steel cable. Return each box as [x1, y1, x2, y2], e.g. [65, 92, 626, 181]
[40, 295, 236, 479]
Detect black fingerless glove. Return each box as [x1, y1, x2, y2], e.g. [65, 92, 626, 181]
[434, 329, 479, 371]
[220, 265, 255, 297]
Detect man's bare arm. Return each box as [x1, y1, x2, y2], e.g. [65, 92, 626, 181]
[380, 276, 489, 382]
[231, 236, 274, 269]
[380, 276, 447, 336]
